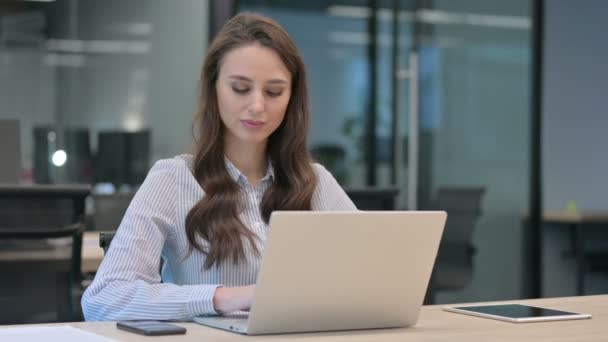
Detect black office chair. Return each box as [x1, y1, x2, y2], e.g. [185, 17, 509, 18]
[576, 224, 608, 295]
[0, 184, 90, 324]
[99, 231, 116, 255]
[310, 144, 348, 184]
[345, 187, 399, 210]
[425, 186, 486, 304]
[92, 193, 134, 231]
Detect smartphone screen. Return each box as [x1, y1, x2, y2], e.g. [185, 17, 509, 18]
[117, 321, 187, 336]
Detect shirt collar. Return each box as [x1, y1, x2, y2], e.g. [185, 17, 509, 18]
[224, 157, 275, 184]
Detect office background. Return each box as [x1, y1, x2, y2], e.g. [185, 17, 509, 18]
[0, 0, 606, 324]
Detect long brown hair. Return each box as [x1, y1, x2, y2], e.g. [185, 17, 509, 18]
[186, 13, 317, 269]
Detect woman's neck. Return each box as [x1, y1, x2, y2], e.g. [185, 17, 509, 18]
[224, 138, 267, 188]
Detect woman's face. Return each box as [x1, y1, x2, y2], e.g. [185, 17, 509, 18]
[216, 43, 292, 149]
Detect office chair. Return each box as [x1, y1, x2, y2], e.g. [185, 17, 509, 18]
[0, 185, 90, 324]
[99, 231, 116, 255]
[92, 193, 134, 231]
[573, 224, 608, 295]
[0, 119, 21, 183]
[310, 144, 348, 184]
[425, 186, 486, 304]
[345, 187, 399, 210]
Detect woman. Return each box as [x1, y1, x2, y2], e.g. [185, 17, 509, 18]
[82, 13, 356, 321]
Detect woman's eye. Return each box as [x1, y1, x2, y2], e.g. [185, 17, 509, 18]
[232, 86, 249, 94]
[266, 90, 283, 97]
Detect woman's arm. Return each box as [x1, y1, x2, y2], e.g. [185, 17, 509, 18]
[82, 159, 223, 321]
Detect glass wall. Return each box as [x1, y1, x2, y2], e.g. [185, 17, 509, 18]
[411, 0, 532, 303]
[2, 0, 536, 304]
[239, 1, 372, 187]
[0, 0, 208, 186]
[239, 0, 533, 304]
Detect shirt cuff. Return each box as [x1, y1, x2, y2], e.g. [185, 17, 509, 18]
[186, 284, 223, 317]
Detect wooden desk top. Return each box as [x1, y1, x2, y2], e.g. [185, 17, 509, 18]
[0, 232, 103, 274]
[82, 231, 104, 273]
[2, 295, 605, 341]
[543, 211, 608, 224]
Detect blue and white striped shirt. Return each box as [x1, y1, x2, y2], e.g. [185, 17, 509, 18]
[81, 154, 356, 321]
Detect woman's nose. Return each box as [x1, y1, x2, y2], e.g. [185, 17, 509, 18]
[249, 91, 265, 114]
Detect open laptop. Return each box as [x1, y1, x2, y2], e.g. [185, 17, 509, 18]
[194, 211, 447, 335]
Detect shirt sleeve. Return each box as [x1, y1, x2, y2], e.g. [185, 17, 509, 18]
[311, 163, 358, 211]
[81, 159, 221, 321]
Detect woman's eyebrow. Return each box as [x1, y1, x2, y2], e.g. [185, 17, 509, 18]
[228, 75, 287, 84]
[267, 79, 288, 84]
[228, 75, 252, 82]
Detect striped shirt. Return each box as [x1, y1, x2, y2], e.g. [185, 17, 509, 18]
[81, 154, 356, 321]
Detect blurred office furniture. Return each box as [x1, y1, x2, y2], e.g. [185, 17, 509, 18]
[310, 144, 348, 185]
[33, 126, 93, 184]
[0, 184, 90, 324]
[0, 119, 21, 183]
[543, 211, 608, 295]
[95, 130, 150, 187]
[345, 187, 399, 210]
[99, 231, 116, 255]
[425, 186, 486, 304]
[91, 192, 134, 231]
[81, 231, 104, 274]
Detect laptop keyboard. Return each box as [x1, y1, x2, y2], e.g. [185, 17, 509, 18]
[195, 311, 249, 333]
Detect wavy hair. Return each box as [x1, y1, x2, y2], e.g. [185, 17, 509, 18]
[185, 13, 317, 269]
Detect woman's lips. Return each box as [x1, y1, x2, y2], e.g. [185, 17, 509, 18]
[241, 119, 265, 129]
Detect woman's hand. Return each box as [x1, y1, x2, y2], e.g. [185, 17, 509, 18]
[212, 285, 255, 314]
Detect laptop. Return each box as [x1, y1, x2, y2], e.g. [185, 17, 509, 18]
[194, 211, 447, 335]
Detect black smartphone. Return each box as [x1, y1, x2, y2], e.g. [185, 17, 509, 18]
[116, 320, 187, 336]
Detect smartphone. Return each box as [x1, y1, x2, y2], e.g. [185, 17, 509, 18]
[116, 320, 187, 336]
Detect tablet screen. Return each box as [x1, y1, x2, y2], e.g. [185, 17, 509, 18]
[451, 304, 579, 319]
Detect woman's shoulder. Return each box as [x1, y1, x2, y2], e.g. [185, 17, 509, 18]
[141, 154, 201, 198]
[311, 162, 335, 183]
[172, 154, 195, 170]
[310, 162, 331, 175]
[149, 154, 194, 173]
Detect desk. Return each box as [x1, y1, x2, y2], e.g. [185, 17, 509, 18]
[82, 232, 104, 274]
[1, 295, 605, 341]
[543, 211, 608, 295]
[0, 232, 103, 275]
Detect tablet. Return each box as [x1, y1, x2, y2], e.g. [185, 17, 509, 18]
[443, 304, 592, 323]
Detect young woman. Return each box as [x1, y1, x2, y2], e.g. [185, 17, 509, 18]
[82, 13, 356, 321]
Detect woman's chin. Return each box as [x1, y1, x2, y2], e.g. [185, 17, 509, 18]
[236, 133, 269, 146]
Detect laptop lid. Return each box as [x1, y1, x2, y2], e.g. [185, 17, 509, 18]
[245, 211, 446, 335]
